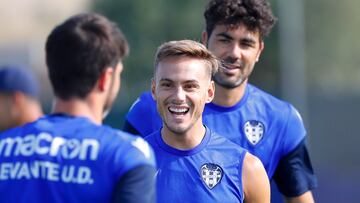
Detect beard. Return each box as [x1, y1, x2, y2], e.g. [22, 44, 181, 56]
[213, 73, 245, 89]
[213, 57, 257, 89]
[213, 57, 247, 89]
[163, 121, 191, 135]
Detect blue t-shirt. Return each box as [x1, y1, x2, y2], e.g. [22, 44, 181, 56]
[125, 84, 305, 179]
[0, 114, 155, 203]
[145, 126, 246, 203]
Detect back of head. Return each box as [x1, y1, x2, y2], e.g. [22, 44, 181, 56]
[154, 40, 219, 79]
[204, 0, 277, 39]
[45, 13, 129, 100]
[0, 65, 39, 99]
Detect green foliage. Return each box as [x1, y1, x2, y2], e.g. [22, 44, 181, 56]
[93, 0, 208, 101]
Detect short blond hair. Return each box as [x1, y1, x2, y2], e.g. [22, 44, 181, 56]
[154, 40, 219, 78]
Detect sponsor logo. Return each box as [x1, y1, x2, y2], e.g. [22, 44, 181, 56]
[0, 133, 100, 184]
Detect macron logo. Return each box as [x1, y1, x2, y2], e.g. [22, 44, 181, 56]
[131, 138, 151, 159]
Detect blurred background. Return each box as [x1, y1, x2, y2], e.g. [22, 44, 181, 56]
[0, 0, 359, 202]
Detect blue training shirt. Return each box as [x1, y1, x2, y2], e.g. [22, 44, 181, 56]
[0, 114, 155, 203]
[145, 126, 247, 203]
[125, 84, 306, 179]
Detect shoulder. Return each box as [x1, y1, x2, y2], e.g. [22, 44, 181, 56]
[248, 84, 291, 111]
[248, 84, 302, 121]
[104, 128, 156, 174]
[128, 91, 156, 111]
[0, 116, 44, 137]
[144, 131, 157, 146]
[125, 91, 162, 136]
[0, 125, 23, 136]
[242, 152, 265, 174]
[126, 91, 157, 119]
[209, 130, 247, 155]
[242, 152, 270, 202]
[106, 127, 154, 157]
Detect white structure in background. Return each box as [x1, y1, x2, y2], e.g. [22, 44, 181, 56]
[0, 0, 91, 102]
[277, 0, 308, 126]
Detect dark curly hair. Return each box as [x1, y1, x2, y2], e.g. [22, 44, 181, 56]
[204, 0, 277, 39]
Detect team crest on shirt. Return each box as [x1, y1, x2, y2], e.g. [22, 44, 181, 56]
[201, 163, 223, 189]
[244, 120, 265, 145]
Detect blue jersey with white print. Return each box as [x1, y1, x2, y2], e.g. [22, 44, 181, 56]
[0, 114, 155, 203]
[125, 83, 306, 179]
[145, 126, 246, 203]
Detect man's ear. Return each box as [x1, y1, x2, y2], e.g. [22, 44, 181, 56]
[151, 77, 156, 100]
[256, 41, 265, 62]
[9, 92, 26, 118]
[206, 81, 215, 103]
[98, 67, 114, 91]
[12, 92, 25, 106]
[201, 30, 208, 46]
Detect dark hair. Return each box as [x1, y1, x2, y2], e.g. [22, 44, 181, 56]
[204, 0, 277, 39]
[46, 13, 129, 100]
[154, 40, 219, 78]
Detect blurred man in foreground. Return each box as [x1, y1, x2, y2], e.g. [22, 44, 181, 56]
[0, 13, 156, 203]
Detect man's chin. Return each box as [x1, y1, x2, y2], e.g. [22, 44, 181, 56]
[214, 76, 245, 89]
[165, 124, 188, 135]
[216, 80, 244, 89]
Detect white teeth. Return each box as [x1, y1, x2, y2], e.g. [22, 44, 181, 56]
[169, 107, 188, 113]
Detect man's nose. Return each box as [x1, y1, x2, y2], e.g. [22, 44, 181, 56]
[173, 87, 186, 102]
[228, 43, 242, 60]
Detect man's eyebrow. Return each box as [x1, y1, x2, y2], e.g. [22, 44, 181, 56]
[216, 32, 233, 40]
[241, 37, 256, 44]
[159, 78, 172, 82]
[216, 32, 257, 44]
[183, 80, 199, 84]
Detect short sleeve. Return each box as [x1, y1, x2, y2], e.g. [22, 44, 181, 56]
[281, 104, 307, 156]
[113, 137, 156, 179]
[124, 92, 162, 137]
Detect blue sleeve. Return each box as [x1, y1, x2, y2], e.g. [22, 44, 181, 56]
[112, 165, 156, 203]
[124, 92, 163, 137]
[273, 138, 317, 197]
[123, 120, 141, 135]
[114, 137, 156, 179]
[282, 104, 307, 156]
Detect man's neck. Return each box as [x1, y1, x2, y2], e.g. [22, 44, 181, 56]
[21, 102, 43, 124]
[52, 97, 103, 125]
[161, 121, 206, 150]
[212, 81, 247, 107]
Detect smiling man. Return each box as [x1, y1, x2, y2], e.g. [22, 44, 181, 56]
[145, 40, 270, 203]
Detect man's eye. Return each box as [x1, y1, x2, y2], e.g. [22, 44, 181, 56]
[219, 38, 230, 43]
[242, 43, 253, 47]
[161, 83, 171, 88]
[184, 84, 198, 90]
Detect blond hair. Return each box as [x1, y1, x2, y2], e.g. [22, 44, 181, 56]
[154, 40, 219, 78]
